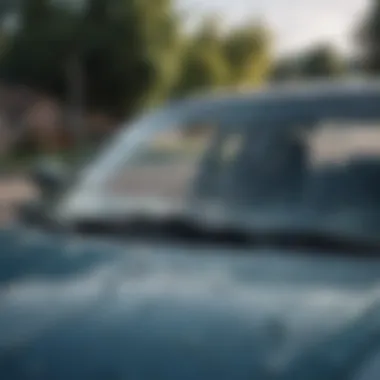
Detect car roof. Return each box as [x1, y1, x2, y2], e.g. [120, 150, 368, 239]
[186, 78, 380, 102]
[176, 78, 380, 123]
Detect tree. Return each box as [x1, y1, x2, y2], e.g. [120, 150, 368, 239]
[357, 0, 380, 73]
[222, 21, 272, 87]
[173, 17, 229, 96]
[0, 0, 21, 63]
[135, 0, 184, 105]
[298, 44, 345, 77]
[0, 0, 182, 119]
[271, 43, 345, 81]
[1, 0, 77, 95]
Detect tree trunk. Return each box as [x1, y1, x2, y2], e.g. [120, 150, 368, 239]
[66, 51, 85, 154]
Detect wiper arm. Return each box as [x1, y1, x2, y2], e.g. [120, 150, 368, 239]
[249, 229, 380, 255]
[72, 215, 253, 247]
[64, 215, 380, 254]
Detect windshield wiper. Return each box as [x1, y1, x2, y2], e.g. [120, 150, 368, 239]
[248, 229, 380, 256]
[69, 215, 380, 255]
[71, 215, 253, 247]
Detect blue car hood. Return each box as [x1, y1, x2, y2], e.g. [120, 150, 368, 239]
[1, 226, 380, 380]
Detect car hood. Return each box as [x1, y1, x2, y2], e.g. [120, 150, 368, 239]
[1, 226, 380, 380]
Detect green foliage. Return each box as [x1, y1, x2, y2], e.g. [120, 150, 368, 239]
[222, 22, 272, 87]
[1, 0, 78, 95]
[357, 0, 380, 73]
[0, 0, 274, 117]
[134, 0, 184, 106]
[175, 46, 228, 95]
[174, 18, 229, 95]
[80, 0, 154, 117]
[0, 0, 182, 118]
[298, 44, 345, 77]
[271, 44, 345, 81]
[174, 18, 272, 96]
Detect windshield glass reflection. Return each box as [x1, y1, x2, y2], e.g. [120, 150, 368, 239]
[57, 101, 380, 241]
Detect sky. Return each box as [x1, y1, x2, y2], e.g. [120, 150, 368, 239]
[179, 0, 371, 56]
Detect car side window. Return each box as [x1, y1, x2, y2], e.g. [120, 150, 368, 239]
[304, 120, 380, 210]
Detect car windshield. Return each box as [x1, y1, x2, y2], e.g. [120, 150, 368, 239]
[56, 92, 380, 242]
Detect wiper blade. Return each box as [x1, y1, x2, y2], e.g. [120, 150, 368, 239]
[69, 215, 380, 254]
[72, 215, 253, 246]
[249, 229, 380, 255]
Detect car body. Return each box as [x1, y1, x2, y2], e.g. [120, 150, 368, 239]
[2, 80, 380, 379]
